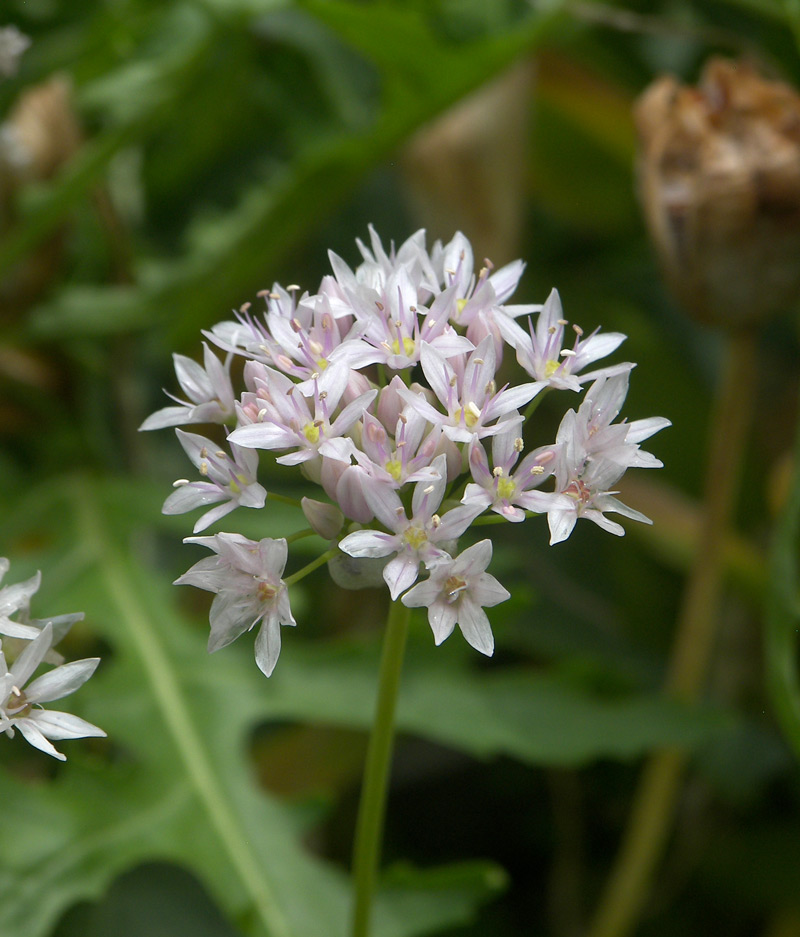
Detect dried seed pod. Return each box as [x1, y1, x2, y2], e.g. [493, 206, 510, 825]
[635, 58, 800, 328]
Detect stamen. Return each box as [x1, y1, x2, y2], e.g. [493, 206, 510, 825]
[573, 324, 584, 336]
[557, 318, 568, 326]
[560, 349, 577, 357]
[514, 437, 524, 452]
[173, 478, 190, 487]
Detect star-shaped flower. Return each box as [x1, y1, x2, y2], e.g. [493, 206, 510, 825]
[0, 624, 105, 761]
[175, 533, 295, 677]
[401, 540, 509, 656]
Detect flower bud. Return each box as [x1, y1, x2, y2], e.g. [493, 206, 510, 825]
[635, 58, 800, 328]
[301, 497, 344, 540]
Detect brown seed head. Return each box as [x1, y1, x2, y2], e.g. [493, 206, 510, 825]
[635, 58, 800, 328]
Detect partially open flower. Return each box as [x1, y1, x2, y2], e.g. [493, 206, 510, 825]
[635, 58, 800, 328]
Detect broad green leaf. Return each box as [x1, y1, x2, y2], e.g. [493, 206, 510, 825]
[0, 477, 501, 937]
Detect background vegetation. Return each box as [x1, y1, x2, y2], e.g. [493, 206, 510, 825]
[1, 1, 799, 936]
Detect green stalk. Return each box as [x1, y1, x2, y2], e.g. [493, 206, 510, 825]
[350, 600, 412, 937]
[587, 329, 757, 937]
[284, 548, 338, 587]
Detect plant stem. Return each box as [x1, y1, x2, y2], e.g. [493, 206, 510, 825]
[351, 599, 412, 937]
[586, 329, 757, 937]
[284, 547, 338, 587]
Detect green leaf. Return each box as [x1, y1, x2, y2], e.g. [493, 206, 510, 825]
[30, 0, 563, 343]
[0, 477, 499, 937]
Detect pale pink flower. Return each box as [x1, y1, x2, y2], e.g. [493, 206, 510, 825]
[140, 343, 235, 430]
[229, 362, 376, 467]
[462, 428, 571, 522]
[496, 288, 630, 392]
[175, 533, 295, 677]
[401, 336, 543, 443]
[401, 539, 509, 656]
[162, 430, 267, 533]
[338, 455, 483, 600]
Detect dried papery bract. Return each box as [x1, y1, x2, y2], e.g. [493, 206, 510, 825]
[635, 58, 800, 328]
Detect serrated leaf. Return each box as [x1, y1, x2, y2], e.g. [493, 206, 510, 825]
[0, 476, 499, 937]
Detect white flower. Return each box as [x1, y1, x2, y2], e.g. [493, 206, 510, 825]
[140, 343, 236, 430]
[0, 26, 30, 78]
[401, 540, 509, 656]
[497, 288, 630, 391]
[338, 455, 482, 600]
[175, 533, 295, 677]
[0, 559, 82, 658]
[0, 624, 105, 761]
[162, 430, 267, 533]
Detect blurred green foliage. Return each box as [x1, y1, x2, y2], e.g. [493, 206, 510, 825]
[2, 2, 800, 937]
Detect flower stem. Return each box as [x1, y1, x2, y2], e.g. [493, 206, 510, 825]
[267, 491, 303, 509]
[284, 548, 338, 587]
[586, 329, 757, 937]
[350, 599, 412, 937]
[285, 527, 317, 545]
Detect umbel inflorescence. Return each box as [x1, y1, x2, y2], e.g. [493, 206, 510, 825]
[142, 228, 669, 677]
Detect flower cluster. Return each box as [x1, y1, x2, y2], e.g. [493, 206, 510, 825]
[143, 228, 668, 674]
[0, 559, 105, 760]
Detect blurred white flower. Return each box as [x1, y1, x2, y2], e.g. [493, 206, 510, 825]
[0, 624, 105, 761]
